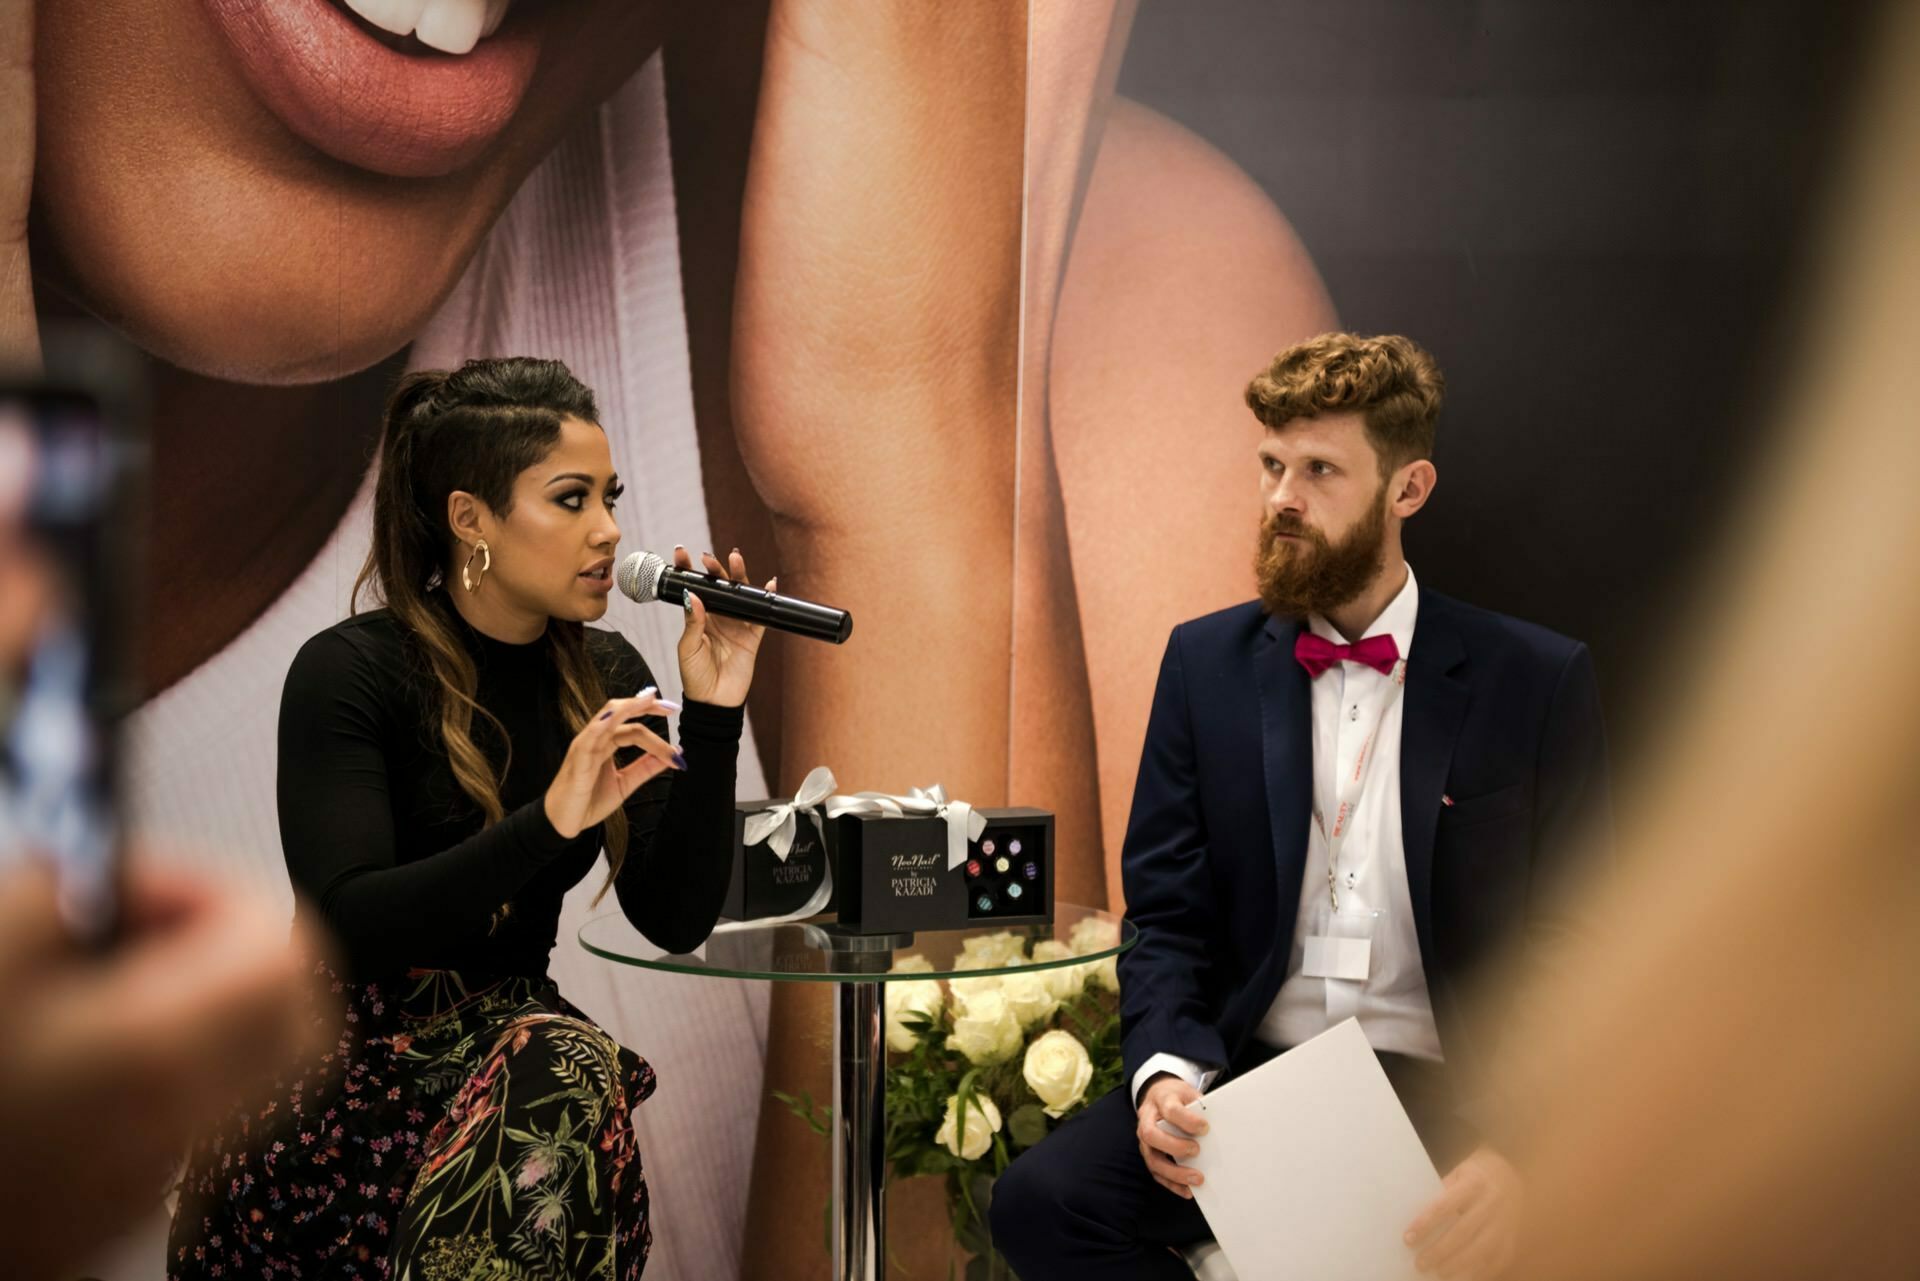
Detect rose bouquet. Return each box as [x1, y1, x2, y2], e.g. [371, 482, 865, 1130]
[777, 917, 1125, 1279]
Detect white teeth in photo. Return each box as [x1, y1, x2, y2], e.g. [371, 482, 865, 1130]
[342, 0, 513, 54]
[341, 0, 428, 38]
[415, 0, 515, 54]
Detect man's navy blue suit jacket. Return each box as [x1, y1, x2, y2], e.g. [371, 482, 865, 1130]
[1116, 590, 1611, 1105]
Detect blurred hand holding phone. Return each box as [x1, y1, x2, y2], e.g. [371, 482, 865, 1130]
[0, 327, 144, 944]
[0, 327, 331, 1275]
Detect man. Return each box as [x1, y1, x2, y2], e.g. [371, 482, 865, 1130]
[993, 332, 1611, 1280]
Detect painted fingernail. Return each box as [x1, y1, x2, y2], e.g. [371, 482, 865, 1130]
[656, 699, 682, 713]
[599, 710, 614, 721]
[684, 597, 694, 616]
[672, 750, 687, 770]
[635, 685, 657, 700]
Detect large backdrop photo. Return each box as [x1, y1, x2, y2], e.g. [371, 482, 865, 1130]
[2, 0, 1884, 1276]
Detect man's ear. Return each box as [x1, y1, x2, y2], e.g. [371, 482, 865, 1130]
[1391, 460, 1437, 519]
[447, 490, 490, 549]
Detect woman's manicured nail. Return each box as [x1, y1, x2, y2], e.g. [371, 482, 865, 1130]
[684, 597, 694, 616]
[672, 750, 687, 770]
[599, 710, 613, 721]
[656, 699, 682, 713]
[635, 685, 656, 700]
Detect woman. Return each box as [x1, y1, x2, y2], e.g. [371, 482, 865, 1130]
[167, 356, 764, 1279]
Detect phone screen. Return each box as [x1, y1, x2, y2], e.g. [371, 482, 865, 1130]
[0, 379, 139, 945]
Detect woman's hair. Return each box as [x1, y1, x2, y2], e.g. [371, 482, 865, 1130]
[351, 357, 630, 888]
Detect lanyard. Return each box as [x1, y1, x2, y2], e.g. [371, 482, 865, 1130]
[1310, 657, 1408, 912]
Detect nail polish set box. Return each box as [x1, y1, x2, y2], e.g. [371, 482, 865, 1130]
[826, 807, 1054, 934]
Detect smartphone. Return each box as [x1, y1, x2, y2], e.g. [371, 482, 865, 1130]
[0, 340, 146, 946]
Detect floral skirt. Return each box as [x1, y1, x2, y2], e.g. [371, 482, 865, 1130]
[167, 963, 655, 1281]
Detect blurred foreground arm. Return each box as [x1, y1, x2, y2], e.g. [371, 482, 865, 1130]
[0, 860, 325, 1281]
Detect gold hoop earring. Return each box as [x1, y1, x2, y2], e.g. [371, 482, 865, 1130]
[462, 538, 491, 593]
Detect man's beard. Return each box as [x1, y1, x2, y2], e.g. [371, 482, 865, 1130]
[1254, 486, 1390, 620]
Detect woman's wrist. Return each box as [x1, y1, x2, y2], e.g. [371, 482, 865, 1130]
[674, 699, 747, 741]
[541, 786, 581, 842]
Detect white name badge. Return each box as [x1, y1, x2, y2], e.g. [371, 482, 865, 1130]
[1302, 935, 1373, 981]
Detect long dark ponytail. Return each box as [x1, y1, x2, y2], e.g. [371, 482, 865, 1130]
[352, 357, 629, 888]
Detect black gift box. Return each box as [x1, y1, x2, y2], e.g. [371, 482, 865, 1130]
[827, 806, 1054, 934]
[722, 800, 836, 922]
[825, 811, 959, 933]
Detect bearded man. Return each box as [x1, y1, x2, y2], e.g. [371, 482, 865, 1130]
[992, 332, 1613, 1281]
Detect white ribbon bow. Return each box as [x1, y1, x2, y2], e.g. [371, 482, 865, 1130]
[742, 765, 838, 861]
[824, 782, 987, 871]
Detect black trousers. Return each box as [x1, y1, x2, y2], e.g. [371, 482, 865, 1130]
[989, 1043, 1471, 1281]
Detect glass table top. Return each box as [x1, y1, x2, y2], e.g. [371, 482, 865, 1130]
[578, 901, 1135, 982]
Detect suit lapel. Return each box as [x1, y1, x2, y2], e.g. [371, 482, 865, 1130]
[1399, 594, 1471, 973]
[1252, 616, 1314, 965]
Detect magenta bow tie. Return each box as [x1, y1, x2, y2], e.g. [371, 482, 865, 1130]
[1294, 631, 1401, 678]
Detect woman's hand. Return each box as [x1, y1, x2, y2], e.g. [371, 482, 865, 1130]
[673, 544, 767, 709]
[543, 689, 684, 841]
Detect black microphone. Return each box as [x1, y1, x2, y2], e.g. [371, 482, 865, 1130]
[615, 550, 853, 644]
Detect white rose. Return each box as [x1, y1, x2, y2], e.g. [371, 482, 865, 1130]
[885, 956, 944, 1053]
[947, 986, 1024, 1065]
[1068, 916, 1120, 954]
[1022, 1029, 1095, 1118]
[934, 1091, 1003, 1161]
[959, 931, 1028, 969]
[1029, 939, 1088, 1002]
[947, 973, 1002, 1006]
[1068, 917, 1122, 992]
[996, 969, 1060, 1030]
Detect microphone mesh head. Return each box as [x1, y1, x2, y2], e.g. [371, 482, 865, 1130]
[615, 551, 667, 602]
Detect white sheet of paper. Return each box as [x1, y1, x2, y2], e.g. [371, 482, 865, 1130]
[1187, 1018, 1441, 1281]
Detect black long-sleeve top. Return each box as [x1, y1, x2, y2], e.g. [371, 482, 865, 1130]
[278, 593, 742, 981]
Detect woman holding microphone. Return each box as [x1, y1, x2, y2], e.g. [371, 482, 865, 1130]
[168, 356, 763, 1280]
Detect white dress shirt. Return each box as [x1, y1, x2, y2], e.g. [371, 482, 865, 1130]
[1132, 564, 1443, 1105]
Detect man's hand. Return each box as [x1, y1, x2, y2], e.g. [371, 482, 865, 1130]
[1135, 1072, 1210, 1199]
[1404, 1145, 1524, 1279]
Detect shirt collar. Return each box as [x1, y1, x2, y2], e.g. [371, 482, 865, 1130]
[1308, 562, 1419, 658]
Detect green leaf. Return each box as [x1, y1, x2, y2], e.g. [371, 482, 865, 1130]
[772, 1088, 832, 1136]
[1007, 1104, 1048, 1150]
[521, 1087, 598, 1112]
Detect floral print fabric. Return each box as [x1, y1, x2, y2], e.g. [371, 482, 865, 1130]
[167, 963, 654, 1280]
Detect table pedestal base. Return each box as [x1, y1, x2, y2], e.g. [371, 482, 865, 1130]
[833, 979, 886, 1281]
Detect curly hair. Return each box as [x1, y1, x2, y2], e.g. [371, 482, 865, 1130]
[1244, 332, 1445, 476]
